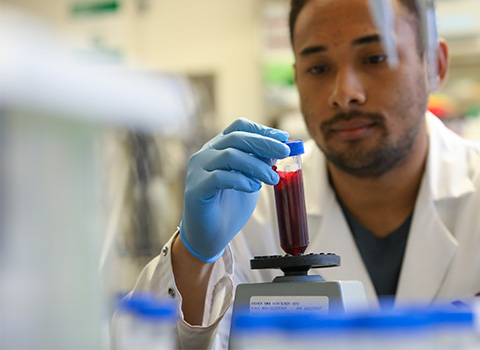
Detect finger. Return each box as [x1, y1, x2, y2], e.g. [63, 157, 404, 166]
[223, 118, 289, 142]
[203, 148, 280, 185]
[196, 170, 262, 198]
[211, 131, 290, 159]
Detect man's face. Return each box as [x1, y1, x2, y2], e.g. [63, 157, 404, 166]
[293, 0, 430, 177]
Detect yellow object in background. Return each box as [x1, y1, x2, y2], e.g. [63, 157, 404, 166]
[428, 93, 458, 120]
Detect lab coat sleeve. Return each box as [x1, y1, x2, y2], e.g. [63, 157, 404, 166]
[124, 229, 235, 350]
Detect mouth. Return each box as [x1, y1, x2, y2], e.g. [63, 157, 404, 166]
[329, 120, 378, 141]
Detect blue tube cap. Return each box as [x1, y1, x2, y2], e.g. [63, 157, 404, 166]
[286, 139, 304, 156]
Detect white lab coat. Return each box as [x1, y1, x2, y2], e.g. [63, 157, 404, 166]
[127, 113, 480, 349]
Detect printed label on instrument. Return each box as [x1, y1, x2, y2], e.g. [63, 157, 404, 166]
[250, 296, 329, 313]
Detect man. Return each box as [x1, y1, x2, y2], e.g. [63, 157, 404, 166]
[126, 0, 480, 349]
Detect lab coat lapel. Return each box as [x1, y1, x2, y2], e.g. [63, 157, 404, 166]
[395, 178, 459, 305]
[395, 114, 462, 305]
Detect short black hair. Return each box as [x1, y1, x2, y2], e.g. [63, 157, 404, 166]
[289, 0, 424, 53]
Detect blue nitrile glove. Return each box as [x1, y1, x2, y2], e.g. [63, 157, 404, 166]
[179, 118, 290, 263]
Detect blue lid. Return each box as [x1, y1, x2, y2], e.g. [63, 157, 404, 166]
[117, 292, 153, 312]
[232, 310, 350, 334]
[136, 302, 176, 321]
[117, 292, 176, 321]
[286, 139, 304, 156]
[231, 307, 475, 335]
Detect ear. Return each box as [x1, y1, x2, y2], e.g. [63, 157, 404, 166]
[293, 62, 298, 86]
[433, 38, 449, 91]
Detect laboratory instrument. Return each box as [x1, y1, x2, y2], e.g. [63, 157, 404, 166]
[113, 293, 176, 350]
[231, 304, 480, 349]
[417, 0, 439, 89]
[367, 0, 439, 86]
[230, 140, 368, 345]
[367, 0, 399, 68]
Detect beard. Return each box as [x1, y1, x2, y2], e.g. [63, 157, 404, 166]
[314, 110, 422, 178]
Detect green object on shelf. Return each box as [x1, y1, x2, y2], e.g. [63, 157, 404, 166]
[467, 105, 480, 118]
[264, 62, 295, 86]
[71, 1, 120, 17]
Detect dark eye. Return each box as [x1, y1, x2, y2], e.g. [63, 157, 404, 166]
[365, 55, 387, 64]
[308, 65, 329, 75]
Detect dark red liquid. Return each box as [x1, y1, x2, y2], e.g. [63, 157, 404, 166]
[273, 167, 309, 255]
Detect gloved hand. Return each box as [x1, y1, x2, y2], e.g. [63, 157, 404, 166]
[179, 118, 290, 263]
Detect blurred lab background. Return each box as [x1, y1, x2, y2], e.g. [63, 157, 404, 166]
[0, 0, 479, 348]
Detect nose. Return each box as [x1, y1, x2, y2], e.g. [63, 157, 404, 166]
[328, 67, 366, 109]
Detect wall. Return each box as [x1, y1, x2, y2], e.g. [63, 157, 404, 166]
[2, 0, 266, 131]
[125, 0, 265, 128]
